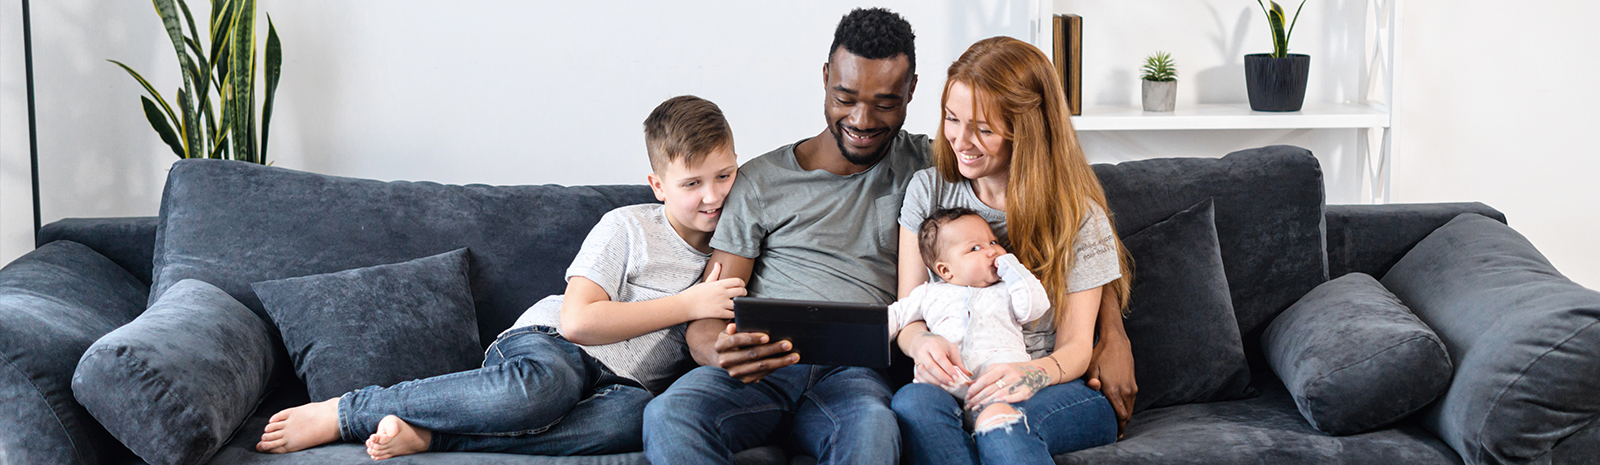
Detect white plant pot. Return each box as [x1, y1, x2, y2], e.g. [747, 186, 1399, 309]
[1142, 80, 1176, 112]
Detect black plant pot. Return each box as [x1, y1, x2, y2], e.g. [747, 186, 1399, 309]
[1244, 53, 1310, 112]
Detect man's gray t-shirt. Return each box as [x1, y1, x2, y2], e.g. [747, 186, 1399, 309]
[512, 203, 706, 394]
[711, 131, 931, 306]
[899, 167, 1122, 358]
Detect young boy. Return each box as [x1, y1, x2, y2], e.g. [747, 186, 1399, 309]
[255, 95, 744, 459]
[888, 207, 1051, 428]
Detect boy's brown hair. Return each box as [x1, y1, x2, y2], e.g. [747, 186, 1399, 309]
[643, 95, 734, 174]
[918, 207, 981, 273]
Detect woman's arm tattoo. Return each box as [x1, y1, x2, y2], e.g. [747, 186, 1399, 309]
[1012, 366, 1051, 393]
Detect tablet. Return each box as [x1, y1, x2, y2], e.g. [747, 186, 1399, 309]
[732, 296, 890, 369]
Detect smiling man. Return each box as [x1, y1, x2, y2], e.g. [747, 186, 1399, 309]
[642, 8, 927, 465]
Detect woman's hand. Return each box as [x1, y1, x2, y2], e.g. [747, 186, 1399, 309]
[907, 331, 970, 388]
[965, 362, 1051, 408]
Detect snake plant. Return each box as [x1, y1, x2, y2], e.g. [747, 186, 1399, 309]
[1256, 0, 1307, 58]
[109, 0, 282, 164]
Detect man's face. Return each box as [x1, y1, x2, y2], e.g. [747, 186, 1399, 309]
[823, 48, 916, 166]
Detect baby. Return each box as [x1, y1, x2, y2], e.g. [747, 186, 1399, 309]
[888, 207, 1050, 405]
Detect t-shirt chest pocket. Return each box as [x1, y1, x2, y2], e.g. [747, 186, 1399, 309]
[872, 195, 903, 251]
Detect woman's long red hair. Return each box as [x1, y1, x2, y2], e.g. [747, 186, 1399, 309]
[932, 36, 1133, 318]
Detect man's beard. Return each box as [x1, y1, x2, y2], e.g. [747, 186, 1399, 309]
[831, 119, 898, 166]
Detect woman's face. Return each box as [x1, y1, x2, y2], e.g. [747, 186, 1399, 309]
[942, 81, 1013, 182]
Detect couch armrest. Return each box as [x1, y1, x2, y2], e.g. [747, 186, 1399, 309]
[38, 217, 159, 286]
[1, 241, 148, 464]
[1324, 203, 1504, 279]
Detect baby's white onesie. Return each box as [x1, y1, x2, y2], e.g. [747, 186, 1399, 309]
[889, 254, 1051, 399]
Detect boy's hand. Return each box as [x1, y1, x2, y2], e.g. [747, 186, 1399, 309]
[680, 263, 744, 321]
[715, 323, 798, 383]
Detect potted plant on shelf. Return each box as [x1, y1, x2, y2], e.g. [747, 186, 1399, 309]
[1141, 51, 1177, 112]
[1245, 0, 1308, 112]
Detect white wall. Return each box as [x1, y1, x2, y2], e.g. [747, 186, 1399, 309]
[0, 0, 1033, 263]
[1393, 0, 1600, 288]
[1, 0, 1595, 288]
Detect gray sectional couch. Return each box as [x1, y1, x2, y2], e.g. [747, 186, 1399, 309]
[3, 145, 1596, 464]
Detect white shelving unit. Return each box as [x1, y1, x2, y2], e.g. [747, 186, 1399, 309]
[1034, 0, 1402, 204]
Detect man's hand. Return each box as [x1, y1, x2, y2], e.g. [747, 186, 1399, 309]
[1085, 330, 1137, 437]
[714, 323, 798, 383]
[906, 332, 970, 389]
[676, 262, 745, 321]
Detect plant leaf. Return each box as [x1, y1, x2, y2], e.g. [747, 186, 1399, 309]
[1268, 2, 1288, 57]
[107, 59, 181, 129]
[261, 15, 281, 164]
[228, 0, 258, 163]
[141, 97, 186, 158]
[1285, 0, 1308, 55]
[152, 0, 199, 157]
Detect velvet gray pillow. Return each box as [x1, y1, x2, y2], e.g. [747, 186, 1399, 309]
[252, 248, 481, 401]
[73, 279, 275, 465]
[1381, 214, 1600, 463]
[1263, 272, 1451, 435]
[1121, 199, 1253, 412]
[0, 241, 146, 465]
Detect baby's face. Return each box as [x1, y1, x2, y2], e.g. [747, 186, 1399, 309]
[934, 215, 1004, 287]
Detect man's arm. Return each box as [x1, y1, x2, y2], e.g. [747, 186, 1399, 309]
[686, 250, 797, 383]
[1085, 287, 1138, 437]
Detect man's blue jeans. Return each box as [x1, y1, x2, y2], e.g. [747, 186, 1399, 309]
[643, 364, 899, 464]
[892, 379, 1116, 465]
[336, 326, 651, 455]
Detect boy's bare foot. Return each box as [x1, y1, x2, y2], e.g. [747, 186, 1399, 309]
[256, 397, 342, 454]
[365, 415, 431, 460]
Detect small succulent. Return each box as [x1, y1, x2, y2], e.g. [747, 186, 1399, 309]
[1257, 0, 1308, 58]
[1140, 52, 1177, 82]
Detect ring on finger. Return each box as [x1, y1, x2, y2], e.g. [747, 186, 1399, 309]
[995, 379, 1007, 389]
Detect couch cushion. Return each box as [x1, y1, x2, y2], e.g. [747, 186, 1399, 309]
[1057, 376, 1461, 464]
[1094, 145, 1328, 369]
[253, 249, 481, 401]
[1263, 272, 1452, 435]
[1323, 202, 1505, 279]
[1381, 213, 1600, 463]
[37, 216, 160, 285]
[0, 241, 147, 464]
[74, 279, 275, 465]
[150, 159, 657, 347]
[1120, 199, 1252, 412]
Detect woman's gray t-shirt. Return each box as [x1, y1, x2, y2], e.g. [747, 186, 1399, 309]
[898, 167, 1121, 358]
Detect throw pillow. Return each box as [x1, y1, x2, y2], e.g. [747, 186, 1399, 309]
[1120, 199, 1253, 412]
[1262, 272, 1452, 435]
[1381, 213, 1600, 463]
[73, 279, 275, 465]
[252, 248, 481, 400]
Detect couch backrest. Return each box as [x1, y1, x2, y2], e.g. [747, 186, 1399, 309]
[151, 159, 658, 347]
[1093, 145, 1328, 368]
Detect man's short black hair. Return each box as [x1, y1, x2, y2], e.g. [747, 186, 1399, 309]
[829, 8, 916, 73]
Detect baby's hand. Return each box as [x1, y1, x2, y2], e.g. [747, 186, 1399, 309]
[680, 262, 744, 321]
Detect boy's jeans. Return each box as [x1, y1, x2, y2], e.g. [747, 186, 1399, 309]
[642, 364, 899, 465]
[891, 379, 1117, 465]
[336, 326, 651, 455]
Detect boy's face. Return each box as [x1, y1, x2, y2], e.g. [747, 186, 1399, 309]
[648, 144, 739, 237]
[934, 215, 1004, 287]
